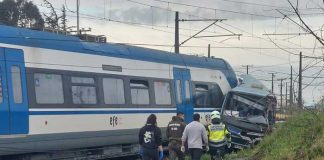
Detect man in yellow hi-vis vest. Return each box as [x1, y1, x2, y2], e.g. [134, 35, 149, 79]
[207, 111, 230, 159]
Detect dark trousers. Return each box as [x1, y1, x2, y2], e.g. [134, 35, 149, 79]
[188, 148, 203, 160]
[168, 140, 185, 160]
[209, 145, 226, 159]
[142, 147, 159, 160]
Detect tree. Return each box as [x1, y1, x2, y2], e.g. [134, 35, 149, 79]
[61, 5, 67, 31]
[18, 1, 44, 29]
[42, 1, 69, 32]
[286, 0, 324, 47]
[0, 0, 19, 26]
[42, 0, 59, 29]
[0, 0, 44, 29]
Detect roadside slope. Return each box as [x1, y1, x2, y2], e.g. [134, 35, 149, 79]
[226, 111, 324, 160]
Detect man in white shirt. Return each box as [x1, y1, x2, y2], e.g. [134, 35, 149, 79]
[181, 113, 208, 160]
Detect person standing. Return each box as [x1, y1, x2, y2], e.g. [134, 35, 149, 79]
[166, 112, 186, 160]
[207, 111, 230, 159]
[139, 114, 164, 160]
[181, 113, 208, 160]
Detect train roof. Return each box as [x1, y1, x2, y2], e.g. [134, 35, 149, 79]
[0, 25, 237, 87]
[0, 25, 231, 69]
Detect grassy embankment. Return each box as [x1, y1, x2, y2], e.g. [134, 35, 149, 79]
[181, 111, 323, 160]
[225, 111, 324, 160]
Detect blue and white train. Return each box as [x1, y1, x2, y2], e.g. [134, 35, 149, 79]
[0, 25, 237, 158]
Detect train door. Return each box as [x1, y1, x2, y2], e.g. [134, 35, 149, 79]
[0, 48, 28, 135]
[173, 67, 193, 123]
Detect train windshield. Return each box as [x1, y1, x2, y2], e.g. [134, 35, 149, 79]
[221, 75, 276, 126]
[222, 92, 274, 125]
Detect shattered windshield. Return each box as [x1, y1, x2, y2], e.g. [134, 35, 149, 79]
[223, 92, 269, 124]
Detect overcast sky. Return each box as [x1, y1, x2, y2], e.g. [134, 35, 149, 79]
[32, 0, 324, 104]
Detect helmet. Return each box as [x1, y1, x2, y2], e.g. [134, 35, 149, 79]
[210, 110, 221, 120]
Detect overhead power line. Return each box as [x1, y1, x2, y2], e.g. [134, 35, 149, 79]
[219, 0, 295, 9]
[37, 1, 324, 60]
[37, 2, 240, 36]
[262, 33, 312, 36]
[148, 0, 280, 18]
[251, 69, 324, 79]
[3, 34, 314, 59]
[221, 22, 324, 59]
[221, 0, 324, 16]
[114, 42, 323, 50]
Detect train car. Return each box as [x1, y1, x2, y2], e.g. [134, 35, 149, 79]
[0, 25, 237, 159]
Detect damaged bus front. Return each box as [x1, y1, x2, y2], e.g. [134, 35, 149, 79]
[221, 75, 276, 149]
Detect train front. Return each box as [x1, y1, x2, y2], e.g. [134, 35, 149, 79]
[220, 75, 276, 149]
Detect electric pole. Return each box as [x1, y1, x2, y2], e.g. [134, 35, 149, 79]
[208, 44, 211, 58]
[285, 82, 288, 109]
[270, 73, 275, 93]
[174, 12, 229, 54]
[290, 65, 293, 107]
[279, 79, 283, 110]
[175, 11, 179, 54]
[298, 52, 302, 108]
[77, 0, 80, 35]
[242, 65, 252, 74]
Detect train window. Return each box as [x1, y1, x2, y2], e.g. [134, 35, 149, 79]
[130, 80, 150, 105]
[185, 81, 191, 103]
[103, 78, 125, 104]
[154, 81, 171, 105]
[176, 80, 182, 104]
[210, 84, 224, 108]
[71, 77, 95, 84]
[72, 86, 97, 104]
[34, 73, 64, 104]
[71, 76, 97, 104]
[11, 66, 23, 103]
[194, 84, 210, 108]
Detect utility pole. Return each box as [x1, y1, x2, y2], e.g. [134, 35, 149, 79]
[242, 65, 251, 74]
[280, 79, 283, 110]
[290, 65, 293, 107]
[174, 12, 230, 54]
[175, 11, 179, 54]
[77, 0, 80, 35]
[298, 52, 302, 108]
[285, 82, 288, 109]
[208, 44, 211, 58]
[270, 73, 275, 93]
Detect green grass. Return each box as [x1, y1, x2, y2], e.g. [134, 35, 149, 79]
[225, 111, 324, 160]
[184, 154, 211, 160]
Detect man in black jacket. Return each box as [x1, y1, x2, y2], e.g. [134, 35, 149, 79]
[166, 112, 186, 160]
[139, 114, 163, 160]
